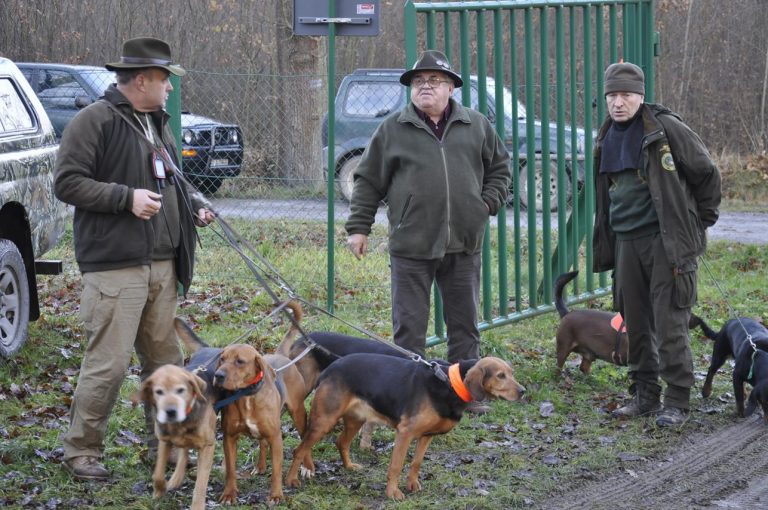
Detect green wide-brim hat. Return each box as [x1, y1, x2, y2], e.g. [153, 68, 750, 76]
[106, 37, 186, 76]
[400, 49, 462, 87]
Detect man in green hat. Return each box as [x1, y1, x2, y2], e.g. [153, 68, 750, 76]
[345, 50, 510, 415]
[55, 37, 215, 480]
[593, 61, 721, 427]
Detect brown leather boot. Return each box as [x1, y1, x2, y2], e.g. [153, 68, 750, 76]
[63, 456, 110, 480]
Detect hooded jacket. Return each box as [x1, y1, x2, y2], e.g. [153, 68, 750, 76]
[592, 103, 721, 275]
[345, 98, 510, 259]
[54, 84, 207, 295]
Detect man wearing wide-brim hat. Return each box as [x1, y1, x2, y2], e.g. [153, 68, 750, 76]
[55, 36, 214, 480]
[345, 49, 510, 415]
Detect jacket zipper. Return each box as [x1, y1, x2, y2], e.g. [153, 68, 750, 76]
[396, 194, 413, 229]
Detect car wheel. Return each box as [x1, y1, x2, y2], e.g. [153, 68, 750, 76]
[0, 239, 30, 357]
[338, 154, 361, 202]
[518, 158, 572, 212]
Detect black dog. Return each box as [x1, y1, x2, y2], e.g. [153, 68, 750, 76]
[690, 314, 768, 419]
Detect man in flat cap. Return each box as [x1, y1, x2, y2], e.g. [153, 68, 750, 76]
[55, 37, 215, 479]
[593, 61, 721, 427]
[345, 50, 510, 414]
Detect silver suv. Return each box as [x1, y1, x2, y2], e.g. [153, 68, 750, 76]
[0, 57, 67, 356]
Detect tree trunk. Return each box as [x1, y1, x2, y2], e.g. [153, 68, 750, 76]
[274, 0, 325, 184]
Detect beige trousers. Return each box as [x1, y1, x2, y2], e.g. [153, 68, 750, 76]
[62, 260, 183, 461]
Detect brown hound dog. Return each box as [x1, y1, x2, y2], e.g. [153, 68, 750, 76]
[174, 318, 308, 505]
[214, 344, 308, 505]
[132, 364, 216, 510]
[285, 353, 525, 500]
[554, 270, 628, 374]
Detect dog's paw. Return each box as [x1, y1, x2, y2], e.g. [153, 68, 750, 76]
[386, 486, 406, 501]
[299, 465, 315, 479]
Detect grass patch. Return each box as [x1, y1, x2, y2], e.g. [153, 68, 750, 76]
[1, 221, 766, 508]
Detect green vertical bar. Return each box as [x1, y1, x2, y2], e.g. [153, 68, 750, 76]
[569, 6, 579, 295]
[459, 11, 470, 105]
[582, 5, 594, 292]
[426, 10, 436, 48]
[555, 6, 567, 278]
[494, 8, 508, 317]
[510, 8, 522, 313]
[595, 4, 608, 289]
[476, 10, 492, 322]
[326, 0, 336, 314]
[168, 74, 182, 163]
[405, 1, 418, 69]
[443, 12, 452, 61]
[524, 8, 537, 307]
[644, 0, 655, 101]
[539, 7, 551, 303]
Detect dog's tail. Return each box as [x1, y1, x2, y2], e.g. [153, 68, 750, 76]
[275, 300, 304, 357]
[689, 313, 719, 340]
[175, 317, 210, 354]
[554, 271, 579, 319]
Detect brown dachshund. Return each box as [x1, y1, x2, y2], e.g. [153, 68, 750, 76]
[132, 364, 216, 510]
[554, 271, 628, 374]
[285, 354, 525, 500]
[214, 344, 308, 505]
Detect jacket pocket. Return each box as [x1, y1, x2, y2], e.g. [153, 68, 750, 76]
[673, 267, 697, 309]
[395, 194, 413, 231]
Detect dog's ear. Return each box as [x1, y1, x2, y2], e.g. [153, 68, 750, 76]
[131, 375, 155, 406]
[254, 353, 276, 381]
[463, 362, 490, 402]
[186, 372, 209, 403]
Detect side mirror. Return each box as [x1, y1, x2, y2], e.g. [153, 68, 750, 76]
[75, 95, 93, 109]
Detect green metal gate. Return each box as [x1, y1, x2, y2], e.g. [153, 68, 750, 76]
[401, 0, 658, 343]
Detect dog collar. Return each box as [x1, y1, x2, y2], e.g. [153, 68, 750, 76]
[448, 363, 472, 403]
[213, 370, 265, 412]
[611, 313, 627, 333]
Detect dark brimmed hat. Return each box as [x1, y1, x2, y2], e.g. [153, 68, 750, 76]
[604, 62, 644, 95]
[400, 50, 462, 87]
[106, 37, 186, 76]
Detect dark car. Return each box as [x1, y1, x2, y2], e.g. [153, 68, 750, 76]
[0, 57, 67, 356]
[323, 68, 589, 211]
[16, 62, 243, 195]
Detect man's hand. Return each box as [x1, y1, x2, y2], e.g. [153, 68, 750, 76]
[196, 208, 216, 226]
[132, 189, 162, 220]
[347, 233, 368, 260]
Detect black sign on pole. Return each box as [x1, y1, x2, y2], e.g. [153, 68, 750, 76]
[293, 0, 380, 37]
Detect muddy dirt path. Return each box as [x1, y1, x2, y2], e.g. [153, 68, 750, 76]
[541, 415, 768, 509]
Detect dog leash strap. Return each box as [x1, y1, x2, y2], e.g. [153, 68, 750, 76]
[700, 255, 759, 353]
[213, 379, 265, 412]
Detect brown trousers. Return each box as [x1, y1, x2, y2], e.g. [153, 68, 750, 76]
[62, 260, 182, 461]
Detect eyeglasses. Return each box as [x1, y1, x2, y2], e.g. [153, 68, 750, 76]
[411, 77, 453, 88]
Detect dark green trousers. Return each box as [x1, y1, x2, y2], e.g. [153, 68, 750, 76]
[615, 232, 695, 410]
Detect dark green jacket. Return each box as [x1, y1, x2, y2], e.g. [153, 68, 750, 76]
[345, 99, 510, 259]
[592, 103, 721, 273]
[54, 85, 207, 295]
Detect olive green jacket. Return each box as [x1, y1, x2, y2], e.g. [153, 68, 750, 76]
[345, 99, 510, 259]
[592, 103, 721, 274]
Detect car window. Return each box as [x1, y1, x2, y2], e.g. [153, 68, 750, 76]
[0, 78, 34, 133]
[38, 71, 87, 110]
[344, 81, 402, 117]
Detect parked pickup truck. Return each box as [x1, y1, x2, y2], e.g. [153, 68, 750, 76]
[0, 57, 68, 357]
[322, 68, 589, 211]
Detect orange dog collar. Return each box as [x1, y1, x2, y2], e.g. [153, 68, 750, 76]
[611, 312, 627, 333]
[246, 371, 264, 386]
[448, 363, 472, 403]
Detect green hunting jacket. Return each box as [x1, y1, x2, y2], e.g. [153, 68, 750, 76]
[54, 85, 208, 295]
[345, 98, 510, 260]
[592, 103, 721, 275]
